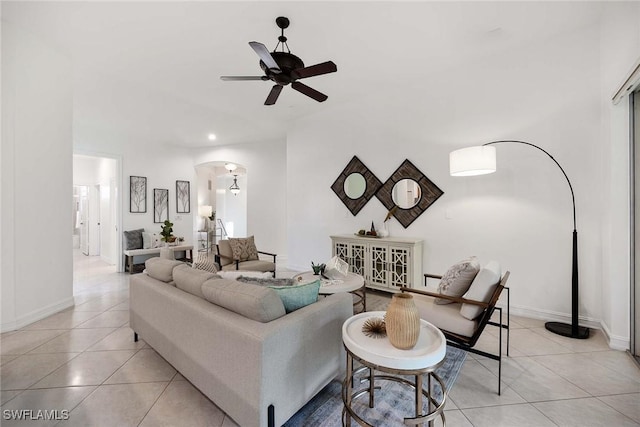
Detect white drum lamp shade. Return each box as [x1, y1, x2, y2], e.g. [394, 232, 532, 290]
[198, 205, 213, 218]
[449, 146, 497, 177]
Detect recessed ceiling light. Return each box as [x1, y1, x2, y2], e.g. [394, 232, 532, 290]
[208, 133, 217, 141]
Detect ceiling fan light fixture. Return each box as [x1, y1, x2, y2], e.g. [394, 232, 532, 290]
[220, 16, 337, 105]
[229, 175, 240, 195]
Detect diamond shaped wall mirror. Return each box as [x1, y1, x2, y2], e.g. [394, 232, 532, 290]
[331, 156, 382, 216]
[376, 159, 444, 228]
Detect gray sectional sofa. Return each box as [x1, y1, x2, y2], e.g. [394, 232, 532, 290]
[130, 258, 353, 427]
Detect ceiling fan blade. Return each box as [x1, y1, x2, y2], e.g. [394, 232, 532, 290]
[264, 85, 283, 105]
[291, 82, 328, 102]
[220, 76, 267, 81]
[249, 41, 281, 73]
[292, 61, 337, 80]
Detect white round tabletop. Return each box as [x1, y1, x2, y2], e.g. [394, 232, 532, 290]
[293, 271, 364, 294]
[342, 311, 446, 370]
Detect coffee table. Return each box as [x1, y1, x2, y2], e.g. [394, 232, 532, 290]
[292, 271, 366, 313]
[341, 311, 447, 426]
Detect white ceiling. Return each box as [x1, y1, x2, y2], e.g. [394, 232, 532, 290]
[2, 1, 604, 148]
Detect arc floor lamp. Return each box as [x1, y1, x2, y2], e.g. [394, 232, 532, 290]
[449, 140, 589, 339]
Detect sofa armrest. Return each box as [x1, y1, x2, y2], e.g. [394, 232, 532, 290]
[400, 286, 489, 307]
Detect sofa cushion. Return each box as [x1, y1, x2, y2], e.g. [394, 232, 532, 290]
[269, 280, 321, 313]
[228, 236, 259, 261]
[412, 294, 477, 338]
[124, 228, 144, 250]
[201, 279, 286, 323]
[460, 261, 502, 320]
[174, 264, 217, 299]
[145, 258, 184, 283]
[436, 256, 480, 305]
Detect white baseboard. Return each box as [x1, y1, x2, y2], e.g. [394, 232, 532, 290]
[1, 297, 75, 332]
[599, 321, 630, 351]
[503, 303, 631, 350]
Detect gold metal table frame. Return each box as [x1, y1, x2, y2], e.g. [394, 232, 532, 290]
[341, 346, 447, 427]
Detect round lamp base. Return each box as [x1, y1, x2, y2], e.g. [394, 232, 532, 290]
[545, 321, 589, 339]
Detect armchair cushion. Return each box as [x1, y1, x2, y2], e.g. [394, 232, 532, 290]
[217, 240, 234, 266]
[412, 294, 477, 338]
[220, 260, 275, 273]
[460, 261, 501, 320]
[435, 256, 480, 305]
[228, 236, 259, 261]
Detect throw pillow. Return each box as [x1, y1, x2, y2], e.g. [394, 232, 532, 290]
[435, 257, 481, 305]
[123, 228, 144, 250]
[192, 253, 219, 274]
[460, 261, 502, 320]
[228, 236, 259, 261]
[236, 276, 294, 287]
[269, 280, 321, 313]
[142, 232, 153, 249]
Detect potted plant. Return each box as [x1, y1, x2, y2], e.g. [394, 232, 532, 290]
[160, 220, 175, 246]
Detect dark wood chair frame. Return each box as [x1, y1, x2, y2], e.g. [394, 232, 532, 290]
[400, 271, 510, 395]
[215, 245, 277, 277]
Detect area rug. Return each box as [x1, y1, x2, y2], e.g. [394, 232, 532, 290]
[283, 345, 466, 426]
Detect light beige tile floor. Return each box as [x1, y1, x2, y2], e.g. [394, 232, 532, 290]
[0, 252, 638, 426]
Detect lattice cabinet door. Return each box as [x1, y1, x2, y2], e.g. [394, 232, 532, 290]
[368, 244, 388, 287]
[389, 246, 412, 289]
[334, 241, 349, 264]
[349, 243, 367, 276]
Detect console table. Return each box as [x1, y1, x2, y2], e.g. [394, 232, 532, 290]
[342, 311, 447, 426]
[331, 235, 423, 292]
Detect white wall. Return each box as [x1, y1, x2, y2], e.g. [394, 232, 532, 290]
[287, 23, 605, 330]
[193, 140, 287, 259]
[599, 1, 640, 348]
[1, 22, 74, 331]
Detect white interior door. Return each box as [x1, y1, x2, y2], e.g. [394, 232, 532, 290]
[79, 187, 89, 255]
[89, 185, 100, 256]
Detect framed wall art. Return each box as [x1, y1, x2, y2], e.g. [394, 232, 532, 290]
[130, 176, 147, 213]
[176, 180, 190, 213]
[153, 188, 169, 223]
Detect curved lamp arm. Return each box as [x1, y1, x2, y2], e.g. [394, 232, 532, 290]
[451, 139, 588, 339]
[482, 140, 577, 231]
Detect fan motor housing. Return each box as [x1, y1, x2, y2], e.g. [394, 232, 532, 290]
[260, 52, 305, 85]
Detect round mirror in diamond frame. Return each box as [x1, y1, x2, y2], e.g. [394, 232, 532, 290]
[344, 172, 366, 200]
[392, 178, 422, 209]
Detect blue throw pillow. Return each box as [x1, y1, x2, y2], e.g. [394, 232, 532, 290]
[269, 280, 321, 313]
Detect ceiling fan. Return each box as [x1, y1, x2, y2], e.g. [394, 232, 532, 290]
[220, 16, 337, 105]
